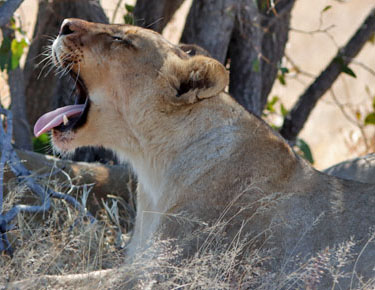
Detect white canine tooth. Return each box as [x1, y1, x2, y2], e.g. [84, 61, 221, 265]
[63, 114, 69, 125]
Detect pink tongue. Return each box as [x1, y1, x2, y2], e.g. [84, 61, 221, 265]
[34, 104, 85, 137]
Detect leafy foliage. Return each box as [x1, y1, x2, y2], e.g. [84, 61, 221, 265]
[0, 18, 28, 72]
[363, 89, 375, 126]
[266, 96, 280, 113]
[10, 38, 27, 70]
[369, 32, 375, 44]
[123, 4, 135, 25]
[0, 36, 11, 71]
[364, 112, 375, 125]
[334, 56, 357, 78]
[295, 138, 315, 164]
[322, 5, 332, 13]
[32, 133, 50, 154]
[277, 66, 289, 86]
[252, 58, 260, 72]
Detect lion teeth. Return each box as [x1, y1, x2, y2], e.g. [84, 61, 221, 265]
[63, 114, 69, 125]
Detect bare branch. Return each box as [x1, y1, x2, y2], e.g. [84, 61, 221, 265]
[280, 7, 375, 141]
[111, 0, 123, 23]
[0, 0, 24, 28]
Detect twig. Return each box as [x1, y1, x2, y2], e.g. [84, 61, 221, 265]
[111, 0, 122, 23]
[0, 0, 24, 27]
[260, 0, 295, 29]
[280, 7, 375, 141]
[349, 58, 375, 77]
[284, 53, 316, 79]
[290, 25, 339, 48]
[0, 107, 96, 255]
[329, 88, 370, 151]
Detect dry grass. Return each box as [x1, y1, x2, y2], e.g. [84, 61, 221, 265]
[113, 227, 375, 290]
[2, 181, 375, 289]
[0, 182, 128, 285]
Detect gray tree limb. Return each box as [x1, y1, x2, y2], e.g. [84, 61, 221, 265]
[280, 7, 375, 141]
[0, 0, 24, 28]
[2, 25, 32, 150]
[8, 67, 32, 150]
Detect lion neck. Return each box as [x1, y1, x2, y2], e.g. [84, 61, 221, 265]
[109, 93, 247, 206]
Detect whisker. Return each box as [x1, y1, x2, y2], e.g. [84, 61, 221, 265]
[66, 63, 81, 101]
[146, 17, 164, 29]
[37, 59, 54, 79]
[35, 49, 53, 69]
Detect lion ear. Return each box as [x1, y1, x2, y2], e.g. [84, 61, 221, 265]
[166, 55, 229, 105]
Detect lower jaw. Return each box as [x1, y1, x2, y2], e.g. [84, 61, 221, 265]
[51, 130, 76, 153]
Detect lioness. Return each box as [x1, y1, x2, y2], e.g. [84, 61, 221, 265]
[34, 19, 375, 287]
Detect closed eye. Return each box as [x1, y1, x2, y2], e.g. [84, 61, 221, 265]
[112, 36, 123, 41]
[111, 35, 135, 48]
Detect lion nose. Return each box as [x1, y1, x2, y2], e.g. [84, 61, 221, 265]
[60, 21, 74, 36]
[59, 18, 88, 36]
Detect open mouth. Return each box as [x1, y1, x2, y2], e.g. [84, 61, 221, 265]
[34, 72, 90, 137]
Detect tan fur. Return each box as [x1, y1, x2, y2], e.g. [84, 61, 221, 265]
[50, 19, 375, 285]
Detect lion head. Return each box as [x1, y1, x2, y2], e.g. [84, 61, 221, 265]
[34, 18, 229, 159]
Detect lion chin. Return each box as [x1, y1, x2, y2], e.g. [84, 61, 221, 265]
[33, 18, 375, 286]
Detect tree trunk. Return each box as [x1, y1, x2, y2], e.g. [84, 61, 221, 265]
[8, 67, 32, 150]
[0, 0, 24, 27]
[258, 0, 294, 111]
[134, 0, 185, 33]
[181, 0, 236, 64]
[228, 1, 263, 115]
[1, 27, 32, 150]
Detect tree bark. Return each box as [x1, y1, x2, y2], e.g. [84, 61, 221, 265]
[181, 0, 236, 64]
[1, 27, 32, 150]
[228, 1, 263, 115]
[258, 0, 294, 111]
[134, 0, 185, 33]
[0, 0, 24, 28]
[8, 67, 32, 150]
[280, 7, 375, 141]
